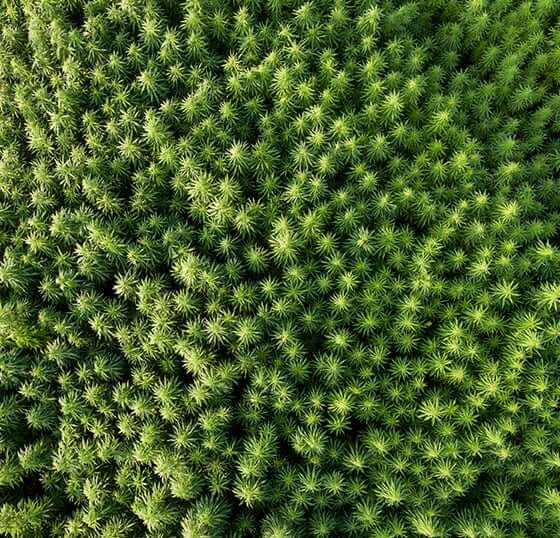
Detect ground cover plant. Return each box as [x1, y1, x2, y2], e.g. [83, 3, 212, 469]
[1, 0, 560, 536]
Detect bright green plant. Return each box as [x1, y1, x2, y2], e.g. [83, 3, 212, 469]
[1, 0, 560, 536]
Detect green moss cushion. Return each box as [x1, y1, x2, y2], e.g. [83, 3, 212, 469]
[1, 0, 560, 536]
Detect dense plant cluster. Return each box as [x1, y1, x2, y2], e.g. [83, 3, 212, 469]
[1, 0, 560, 536]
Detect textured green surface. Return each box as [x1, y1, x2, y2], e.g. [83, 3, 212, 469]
[1, 0, 560, 536]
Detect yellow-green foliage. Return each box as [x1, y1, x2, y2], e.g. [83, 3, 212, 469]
[1, 0, 560, 536]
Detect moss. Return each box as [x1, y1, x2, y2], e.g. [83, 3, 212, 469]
[1, 0, 560, 536]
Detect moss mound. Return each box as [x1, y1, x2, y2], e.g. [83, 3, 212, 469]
[1, 0, 560, 536]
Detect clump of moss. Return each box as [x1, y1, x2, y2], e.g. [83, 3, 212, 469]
[1, 0, 560, 536]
